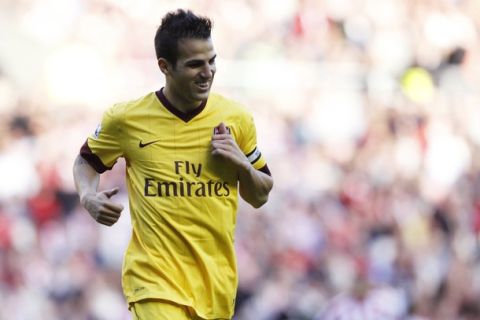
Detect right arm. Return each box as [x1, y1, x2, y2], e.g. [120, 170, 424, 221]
[73, 154, 123, 226]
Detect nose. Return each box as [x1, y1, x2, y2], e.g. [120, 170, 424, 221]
[200, 64, 215, 79]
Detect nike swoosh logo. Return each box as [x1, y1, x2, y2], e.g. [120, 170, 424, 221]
[139, 139, 161, 148]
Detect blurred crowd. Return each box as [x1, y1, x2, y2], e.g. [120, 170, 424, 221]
[1, 0, 480, 319]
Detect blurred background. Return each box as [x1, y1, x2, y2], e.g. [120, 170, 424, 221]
[1, 0, 480, 319]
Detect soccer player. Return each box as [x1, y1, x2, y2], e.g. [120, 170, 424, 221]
[72, 9, 273, 320]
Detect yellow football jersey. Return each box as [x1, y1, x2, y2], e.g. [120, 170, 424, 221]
[80, 89, 269, 319]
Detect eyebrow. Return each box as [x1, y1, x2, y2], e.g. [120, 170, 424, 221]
[184, 54, 217, 65]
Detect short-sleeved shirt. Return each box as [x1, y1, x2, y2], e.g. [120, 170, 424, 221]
[80, 89, 269, 319]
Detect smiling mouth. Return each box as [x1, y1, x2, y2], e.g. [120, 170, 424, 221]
[195, 82, 210, 90]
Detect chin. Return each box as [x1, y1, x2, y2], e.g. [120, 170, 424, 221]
[193, 91, 210, 101]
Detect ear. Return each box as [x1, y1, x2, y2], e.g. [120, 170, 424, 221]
[158, 58, 170, 75]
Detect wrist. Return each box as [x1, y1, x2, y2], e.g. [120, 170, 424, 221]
[80, 192, 95, 207]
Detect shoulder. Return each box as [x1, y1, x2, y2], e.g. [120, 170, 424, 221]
[104, 92, 156, 120]
[208, 92, 251, 117]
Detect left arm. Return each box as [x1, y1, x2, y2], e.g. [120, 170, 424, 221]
[211, 123, 273, 208]
[237, 162, 273, 208]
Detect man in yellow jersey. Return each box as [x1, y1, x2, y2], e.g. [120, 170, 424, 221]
[72, 9, 273, 320]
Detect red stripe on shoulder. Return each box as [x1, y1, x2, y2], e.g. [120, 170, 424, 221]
[80, 140, 112, 173]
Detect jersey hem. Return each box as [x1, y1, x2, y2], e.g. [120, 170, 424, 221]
[126, 293, 234, 320]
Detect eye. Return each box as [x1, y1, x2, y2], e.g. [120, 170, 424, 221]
[187, 62, 203, 68]
[209, 55, 217, 65]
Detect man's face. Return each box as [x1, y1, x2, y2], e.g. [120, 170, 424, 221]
[167, 37, 216, 106]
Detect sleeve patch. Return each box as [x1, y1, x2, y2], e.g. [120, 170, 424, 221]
[93, 123, 102, 139]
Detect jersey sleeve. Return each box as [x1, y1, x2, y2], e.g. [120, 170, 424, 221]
[80, 104, 124, 173]
[239, 112, 271, 176]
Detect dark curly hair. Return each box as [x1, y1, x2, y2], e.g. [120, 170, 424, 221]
[154, 9, 212, 67]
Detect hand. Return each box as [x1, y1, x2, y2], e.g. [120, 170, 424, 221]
[211, 122, 249, 171]
[81, 187, 124, 226]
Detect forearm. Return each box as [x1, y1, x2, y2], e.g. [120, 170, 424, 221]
[238, 163, 273, 208]
[73, 154, 100, 204]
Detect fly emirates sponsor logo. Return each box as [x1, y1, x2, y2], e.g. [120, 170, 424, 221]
[144, 161, 230, 197]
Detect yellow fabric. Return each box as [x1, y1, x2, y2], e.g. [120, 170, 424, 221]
[130, 299, 231, 320]
[86, 92, 266, 319]
[130, 299, 194, 320]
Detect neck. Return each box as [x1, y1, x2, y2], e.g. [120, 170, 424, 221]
[162, 86, 202, 113]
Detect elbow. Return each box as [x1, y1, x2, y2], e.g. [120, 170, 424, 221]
[242, 190, 269, 209]
[249, 185, 272, 208]
[242, 177, 273, 208]
[250, 195, 268, 209]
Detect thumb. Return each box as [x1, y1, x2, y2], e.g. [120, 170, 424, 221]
[216, 122, 229, 134]
[102, 187, 119, 199]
